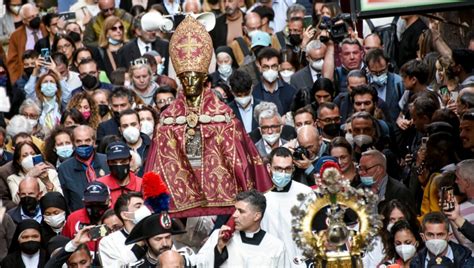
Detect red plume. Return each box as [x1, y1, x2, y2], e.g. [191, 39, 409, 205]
[142, 172, 169, 200]
[320, 161, 341, 176]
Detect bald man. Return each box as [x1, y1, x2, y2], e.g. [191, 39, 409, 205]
[7, 177, 43, 224]
[83, 0, 133, 46]
[58, 125, 110, 211]
[158, 250, 185, 268]
[7, 3, 48, 81]
[229, 12, 262, 66]
[292, 126, 325, 186]
[183, 0, 202, 13]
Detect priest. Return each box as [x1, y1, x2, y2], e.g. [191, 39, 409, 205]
[144, 15, 272, 218]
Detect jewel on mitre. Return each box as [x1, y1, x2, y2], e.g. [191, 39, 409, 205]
[142, 172, 170, 214]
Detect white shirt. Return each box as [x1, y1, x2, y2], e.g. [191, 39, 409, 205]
[264, 139, 283, 155]
[137, 38, 152, 57]
[271, 0, 296, 33]
[261, 181, 314, 267]
[99, 229, 140, 267]
[193, 228, 289, 267]
[237, 98, 254, 133]
[309, 67, 321, 83]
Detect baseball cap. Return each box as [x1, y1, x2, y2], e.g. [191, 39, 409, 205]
[106, 141, 131, 161]
[83, 181, 110, 202]
[251, 30, 271, 49]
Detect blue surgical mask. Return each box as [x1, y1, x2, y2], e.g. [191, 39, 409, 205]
[41, 82, 57, 97]
[75, 145, 94, 159]
[108, 37, 122, 45]
[56, 144, 74, 159]
[360, 176, 374, 186]
[371, 73, 388, 85]
[271, 171, 292, 188]
[157, 64, 165, 75]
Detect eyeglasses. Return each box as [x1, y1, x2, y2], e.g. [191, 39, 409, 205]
[272, 166, 294, 174]
[260, 124, 281, 132]
[261, 64, 279, 72]
[357, 164, 380, 173]
[318, 116, 341, 124]
[22, 113, 39, 120]
[369, 69, 387, 76]
[101, 7, 115, 13]
[156, 97, 175, 105]
[57, 43, 72, 51]
[110, 25, 124, 31]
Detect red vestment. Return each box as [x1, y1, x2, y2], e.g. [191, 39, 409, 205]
[145, 89, 272, 217]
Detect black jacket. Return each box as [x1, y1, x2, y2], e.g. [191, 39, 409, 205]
[117, 38, 169, 75]
[410, 241, 474, 268]
[1, 250, 47, 268]
[96, 118, 121, 145]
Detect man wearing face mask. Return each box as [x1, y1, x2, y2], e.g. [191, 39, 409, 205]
[261, 147, 314, 267]
[7, 177, 43, 224]
[58, 125, 110, 211]
[253, 47, 296, 115]
[98, 141, 143, 206]
[71, 58, 114, 96]
[365, 48, 404, 122]
[357, 150, 412, 210]
[229, 12, 262, 67]
[14, 50, 38, 96]
[237, 30, 272, 86]
[411, 212, 474, 267]
[291, 40, 327, 92]
[7, 3, 48, 82]
[316, 102, 342, 143]
[99, 192, 151, 266]
[228, 70, 262, 133]
[118, 110, 150, 177]
[62, 181, 111, 253]
[254, 102, 288, 160]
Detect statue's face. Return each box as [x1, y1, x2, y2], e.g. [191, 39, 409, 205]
[178, 72, 207, 98]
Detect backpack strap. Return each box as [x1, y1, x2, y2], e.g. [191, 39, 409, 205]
[276, 32, 286, 50]
[366, 18, 375, 32]
[235, 37, 250, 57]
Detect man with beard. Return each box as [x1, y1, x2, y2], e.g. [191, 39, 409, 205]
[125, 213, 192, 267]
[316, 102, 342, 144]
[7, 177, 43, 224]
[210, 0, 245, 48]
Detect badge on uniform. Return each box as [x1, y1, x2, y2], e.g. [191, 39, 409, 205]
[160, 212, 172, 229]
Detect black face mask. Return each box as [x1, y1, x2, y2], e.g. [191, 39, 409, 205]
[24, 67, 34, 77]
[81, 74, 98, 90]
[289, 34, 302, 46]
[86, 205, 108, 224]
[110, 164, 130, 181]
[69, 31, 81, 43]
[20, 196, 38, 215]
[98, 104, 109, 117]
[29, 16, 41, 29]
[323, 123, 341, 138]
[20, 241, 41, 255]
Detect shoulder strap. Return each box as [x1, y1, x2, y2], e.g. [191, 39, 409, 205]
[366, 19, 375, 31]
[276, 32, 286, 50]
[235, 37, 250, 57]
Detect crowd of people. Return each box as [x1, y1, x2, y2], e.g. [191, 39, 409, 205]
[0, 0, 473, 267]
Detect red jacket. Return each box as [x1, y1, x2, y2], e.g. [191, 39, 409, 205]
[97, 172, 142, 207]
[62, 208, 100, 252]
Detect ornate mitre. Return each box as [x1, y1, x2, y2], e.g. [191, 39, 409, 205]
[169, 16, 213, 75]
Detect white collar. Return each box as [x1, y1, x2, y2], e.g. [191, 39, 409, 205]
[244, 228, 261, 238]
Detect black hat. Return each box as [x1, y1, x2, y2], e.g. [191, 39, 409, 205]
[40, 192, 69, 216]
[83, 181, 110, 203]
[125, 213, 185, 245]
[106, 141, 131, 161]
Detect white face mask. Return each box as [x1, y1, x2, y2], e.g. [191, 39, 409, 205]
[124, 205, 152, 225]
[345, 132, 354, 146]
[218, 64, 233, 79]
[262, 69, 279, 83]
[234, 95, 252, 108]
[425, 239, 448, 256]
[311, 59, 324, 71]
[262, 133, 280, 145]
[395, 244, 417, 262]
[123, 126, 141, 144]
[279, 70, 294, 83]
[140, 120, 154, 138]
[27, 118, 38, 130]
[21, 155, 35, 172]
[44, 212, 66, 228]
[387, 222, 394, 232]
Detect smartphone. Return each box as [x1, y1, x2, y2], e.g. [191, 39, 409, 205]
[303, 15, 313, 29]
[450, 91, 459, 102]
[441, 186, 455, 212]
[59, 11, 76, 21]
[40, 48, 51, 63]
[421, 137, 428, 146]
[32, 155, 44, 166]
[89, 224, 110, 240]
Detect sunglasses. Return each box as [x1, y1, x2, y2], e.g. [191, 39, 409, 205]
[101, 7, 114, 13]
[110, 25, 124, 31]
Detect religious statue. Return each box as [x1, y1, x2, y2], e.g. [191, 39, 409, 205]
[145, 15, 272, 218]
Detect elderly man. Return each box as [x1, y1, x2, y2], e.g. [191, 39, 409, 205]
[195, 190, 289, 267]
[7, 3, 48, 82]
[290, 40, 327, 92]
[7, 177, 43, 224]
[357, 149, 412, 209]
[158, 250, 184, 267]
[336, 38, 365, 93]
[254, 102, 287, 160]
[83, 0, 133, 46]
[229, 12, 262, 66]
[292, 125, 324, 187]
[58, 125, 110, 211]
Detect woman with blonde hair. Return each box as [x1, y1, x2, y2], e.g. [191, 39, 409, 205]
[66, 92, 101, 129]
[35, 71, 63, 135]
[98, 16, 128, 76]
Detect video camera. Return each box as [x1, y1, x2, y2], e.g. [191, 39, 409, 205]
[318, 13, 352, 43]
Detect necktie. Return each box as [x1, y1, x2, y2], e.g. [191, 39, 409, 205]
[145, 45, 150, 52]
[33, 31, 39, 43]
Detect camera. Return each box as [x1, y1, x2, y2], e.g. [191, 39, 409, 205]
[318, 13, 351, 43]
[293, 146, 310, 161]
